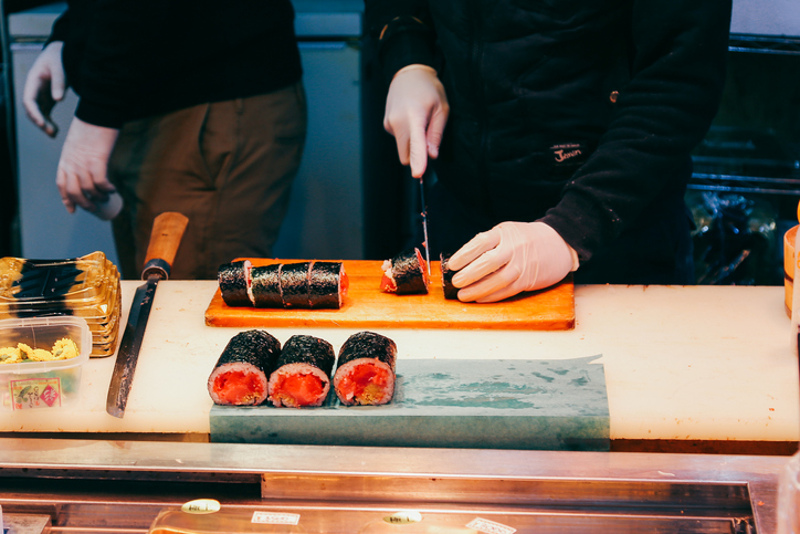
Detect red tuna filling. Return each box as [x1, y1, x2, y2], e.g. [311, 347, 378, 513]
[416, 248, 429, 287]
[338, 362, 391, 404]
[213, 370, 265, 405]
[341, 270, 350, 297]
[272, 373, 326, 407]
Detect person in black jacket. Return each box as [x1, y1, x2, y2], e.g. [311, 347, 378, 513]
[22, 0, 307, 279]
[366, 0, 732, 302]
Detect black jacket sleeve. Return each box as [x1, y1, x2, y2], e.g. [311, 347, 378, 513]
[539, 0, 732, 263]
[71, 0, 164, 128]
[364, 0, 437, 84]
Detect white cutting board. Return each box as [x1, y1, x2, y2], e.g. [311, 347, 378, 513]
[2, 281, 798, 445]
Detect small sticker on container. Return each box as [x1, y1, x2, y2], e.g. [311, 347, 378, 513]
[11, 378, 61, 410]
[252, 511, 300, 525]
[466, 517, 517, 534]
[181, 499, 221, 514]
[383, 511, 423, 525]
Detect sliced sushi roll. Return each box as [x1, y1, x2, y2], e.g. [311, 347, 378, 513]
[280, 262, 312, 308]
[380, 247, 429, 295]
[440, 252, 459, 300]
[218, 260, 254, 307]
[334, 331, 397, 406]
[308, 261, 349, 309]
[207, 330, 281, 406]
[250, 263, 282, 308]
[268, 334, 335, 408]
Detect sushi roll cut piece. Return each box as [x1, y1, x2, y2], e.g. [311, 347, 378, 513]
[308, 261, 348, 309]
[207, 330, 281, 406]
[440, 252, 459, 300]
[250, 263, 283, 308]
[268, 334, 335, 408]
[380, 247, 429, 295]
[280, 262, 312, 308]
[218, 260, 254, 307]
[334, 331, 397, 406]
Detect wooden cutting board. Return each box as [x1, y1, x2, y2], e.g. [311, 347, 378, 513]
[204, 259, 575, 330]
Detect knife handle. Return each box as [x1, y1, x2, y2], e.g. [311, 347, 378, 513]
[141, 212, 189, 280]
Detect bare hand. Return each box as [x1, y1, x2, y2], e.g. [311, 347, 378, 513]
[22, 41, 66, 137]
[56, 117, 120, 214]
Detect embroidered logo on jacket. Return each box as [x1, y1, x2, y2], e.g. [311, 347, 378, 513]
[550, 143, 584, 165]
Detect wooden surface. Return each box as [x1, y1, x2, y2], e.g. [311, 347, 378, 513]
[204, 259, 575, 330]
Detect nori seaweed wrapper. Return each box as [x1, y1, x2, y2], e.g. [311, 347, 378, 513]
[391, 248, 428, 295]
[212, 329, 281, 375]
[218, 261, 251, 307]
[251, 264, 282, 308]
[337, 331, 397, 369]
[276, 334, 335, 377]
[280, 262, 311, 308]
[308, 261, 343, 309]
[440, 252, 459, 300]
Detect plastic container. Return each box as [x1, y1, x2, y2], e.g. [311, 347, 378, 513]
[0, 315, 92, 410]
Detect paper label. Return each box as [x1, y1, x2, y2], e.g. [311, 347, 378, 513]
[181, 499, 220, 514]
[383, 511, 423, 525]
[252, 512, 300, 525]
[11, 378, 62, 410]
[466, 517, 517, 534]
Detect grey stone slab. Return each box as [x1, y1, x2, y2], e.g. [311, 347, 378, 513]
[210, 356, 609, 451]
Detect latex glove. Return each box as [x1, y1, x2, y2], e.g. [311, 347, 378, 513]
[56, 117, 119, 214]
[22, 41, 66, 137]
[448, 221, 575, 303]
[383, 64, 449, 178]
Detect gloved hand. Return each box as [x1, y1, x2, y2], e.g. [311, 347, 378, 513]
[56, 117, 120, 214]
[448, 221, 576, 303]
[383, 64, 449, 178]
[22, 41, 66, 137]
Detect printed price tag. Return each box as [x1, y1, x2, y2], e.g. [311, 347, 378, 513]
[11, 378, 61, 410]
[251, 511, 300, 525]
[181, 499, 220, 514]
[466, 517, 517, 534]
[383, 511, 423, 525]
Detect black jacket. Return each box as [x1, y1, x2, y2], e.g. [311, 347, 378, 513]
[366, 0, 731, 268]
[50, 0, 302, 128]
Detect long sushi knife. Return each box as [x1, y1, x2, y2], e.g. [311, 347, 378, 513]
[106, 212, 189, 418]
[419, 169, 431, 277]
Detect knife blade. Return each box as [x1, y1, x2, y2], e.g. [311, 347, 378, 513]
[419, 170, 432, 278]
[106, 211, 189, 418]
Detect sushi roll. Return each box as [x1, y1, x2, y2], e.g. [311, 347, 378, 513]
[218, 260, 253, 307]
[207, 330, 281, 406]
[308, 261, 349, 309]
[333, 331, 397, 406]
[380, 248, 429, 295]
[280, 262, 312, 308]
[250, 263, 282, 308]
[440, 253, 459, 300]
[268, 335, 335, 408]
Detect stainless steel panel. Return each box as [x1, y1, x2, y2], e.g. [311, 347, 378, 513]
[0, 438, 787, 533]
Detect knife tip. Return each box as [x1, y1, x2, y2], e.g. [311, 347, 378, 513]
[106, 406, 125, 419]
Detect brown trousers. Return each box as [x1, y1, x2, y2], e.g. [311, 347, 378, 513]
[108, 83, 307, 280]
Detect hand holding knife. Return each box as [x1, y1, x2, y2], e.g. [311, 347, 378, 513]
[106, 212, 189, 418]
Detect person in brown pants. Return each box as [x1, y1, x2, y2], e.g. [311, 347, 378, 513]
[22, 0, 307, 280]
